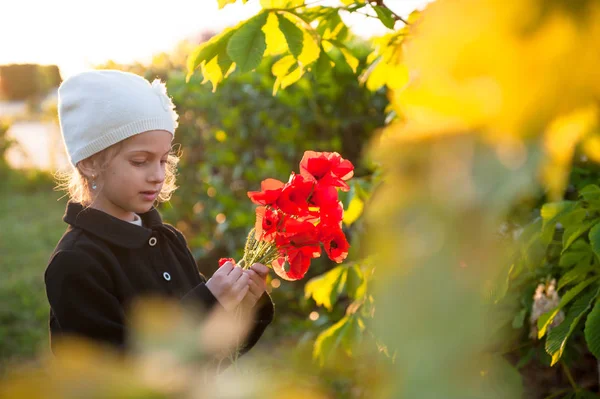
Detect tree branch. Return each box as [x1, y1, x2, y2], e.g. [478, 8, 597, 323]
[370, 0, 409, 25]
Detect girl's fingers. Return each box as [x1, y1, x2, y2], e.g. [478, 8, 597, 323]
[232, 272, 250, 292]
[246, 269, 263, 285]
[235, 285, 250, 303]
[218, 261, 235, 274]
[228, 265, 243, 280]
[250, 263, 269, 278]
[248, 279, 262, 296]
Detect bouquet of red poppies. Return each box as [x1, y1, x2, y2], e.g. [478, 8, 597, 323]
[219, 151, 354, 281]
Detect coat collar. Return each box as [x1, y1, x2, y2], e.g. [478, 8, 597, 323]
[63, 201, 164, 249]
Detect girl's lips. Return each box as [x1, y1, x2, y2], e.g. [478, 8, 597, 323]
[140, 191, 158, 201]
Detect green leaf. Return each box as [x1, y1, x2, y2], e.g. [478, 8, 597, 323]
[312, 48, 334, 80]
[588, 223, 600, 262]
[186, 28, 237, 81]
[512, 308, 527, 329]
[540, 201, 577, 231]
[559, 239, 592, 268]
[584, 297, 600, 359]
[316, 12, 348, 43]
[580, 184, 600, 200]
[276, 14, 304, 58]
[538, 276, 600, 338]
[346, 264, 367, 300]
[563, 219, 597, 253]
[516, 347, 535, 369]
[372, 5, 396, 29]
[313, 315, 364, 366]
[305, 265, 348, 311]
[546, 285, 600, 366]
[580, 184, 600, 210]
[227, 12, 269, 73]
[557, 263, 595, 290]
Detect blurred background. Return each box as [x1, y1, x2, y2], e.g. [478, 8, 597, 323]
[2, 0, 600, 398]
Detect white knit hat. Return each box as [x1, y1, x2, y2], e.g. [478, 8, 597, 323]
[58, 69, 179, 167]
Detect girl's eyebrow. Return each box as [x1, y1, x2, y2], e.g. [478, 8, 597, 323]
[128, 149, 171, 156]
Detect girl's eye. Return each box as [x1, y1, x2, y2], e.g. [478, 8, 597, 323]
[131, 160, 146, 166]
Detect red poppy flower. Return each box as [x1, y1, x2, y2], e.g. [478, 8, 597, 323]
[321, 226, 350, 263]
[319, 200, 344, 226]
[276, 173, 315, 216]
[247, 178, 285, 206]
[299, 151, 354, 191]
[287, 245, 321, 279]
[254, 206, 281, 241]
[309, 181, 339, 209]
[218, 258, 236, 267]
[272, 246, 320, 281]
[277, 218, 320, 247]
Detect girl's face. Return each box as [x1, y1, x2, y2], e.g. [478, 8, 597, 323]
[93, 130, 173, 221]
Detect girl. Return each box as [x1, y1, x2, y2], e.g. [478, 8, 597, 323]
[45, 69, 274, 359]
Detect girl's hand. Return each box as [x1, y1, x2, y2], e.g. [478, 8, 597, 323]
[241, 263, 269, 310]
[206, 262, 250, 311]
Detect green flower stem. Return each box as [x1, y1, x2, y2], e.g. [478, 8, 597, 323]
[239, 228, 280, 270]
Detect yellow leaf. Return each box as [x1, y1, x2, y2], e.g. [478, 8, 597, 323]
[583, 135, 600, 163]
[260, 0, 304, 8]
[218, 0, 238, 9]
[298, 29, 320, 66]
[542, 106, 598, 200]
[387, 63, 409, 89]
[364, 59, 387, 91]
[343, 196, 364, 226]
[340, 47, 359, 73]
[263, 12, 288, 56]
[201, 57, 224, 92]
[272, 56, 304, 94]
[272, 55, 296, 77]
[304, 266, 347, 311]
[280, 65, 304, 88]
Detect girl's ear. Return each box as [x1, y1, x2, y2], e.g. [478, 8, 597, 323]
[77, 156, 98, 179]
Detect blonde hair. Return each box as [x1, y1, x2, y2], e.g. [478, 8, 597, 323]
[55, 141, 181, 206]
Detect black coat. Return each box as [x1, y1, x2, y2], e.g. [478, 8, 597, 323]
[44, 201, 274, 358]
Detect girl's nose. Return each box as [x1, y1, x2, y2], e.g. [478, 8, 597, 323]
[149, 162, 166, 183]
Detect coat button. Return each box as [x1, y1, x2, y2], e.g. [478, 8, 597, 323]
[149, 237, 157, 246]
[163, 272, 171, 281]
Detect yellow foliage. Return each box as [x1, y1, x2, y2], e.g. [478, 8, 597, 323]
[541, 106, 598, 200]
[393, 0, 600, 140]
[264, 12, 289, 56]
[218, 0, 238, 9]
[377, 0, 600, 196]
[362, 32, 407, 91]
[272, 55, 304, 95]
[340, 47, 359, 73]
[260, 0, 304, 8]
[297, 28, 321, 66]
[343, 196, 364, 226]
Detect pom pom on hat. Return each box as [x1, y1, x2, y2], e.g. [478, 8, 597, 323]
[58, 70, 178, 167]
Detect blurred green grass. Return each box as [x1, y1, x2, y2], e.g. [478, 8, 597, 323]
[0, 169, 66, 369]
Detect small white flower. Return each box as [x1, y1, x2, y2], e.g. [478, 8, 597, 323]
[529, 278, 564, 339]
[151, 79, 179, 129]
